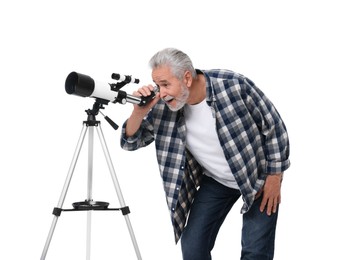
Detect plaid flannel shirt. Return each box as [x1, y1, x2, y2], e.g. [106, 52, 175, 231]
[120, 69, 290, 243]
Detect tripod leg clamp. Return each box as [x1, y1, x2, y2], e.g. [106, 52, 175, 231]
[53, 207, 63, 217]
[121, 206, 130, 215]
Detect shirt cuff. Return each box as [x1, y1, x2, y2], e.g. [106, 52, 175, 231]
[266, 159, 290, 173]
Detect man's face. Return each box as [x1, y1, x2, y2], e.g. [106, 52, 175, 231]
[152, 65, 189, 111]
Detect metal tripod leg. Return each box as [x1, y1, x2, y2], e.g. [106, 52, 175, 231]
[86, 126, 94, 260]
[96, 123, 142, 260]
[41, 124, 88, 260]
[41, 122, 142, 260]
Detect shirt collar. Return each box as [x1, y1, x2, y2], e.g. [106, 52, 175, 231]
[196, 69, 215, 103]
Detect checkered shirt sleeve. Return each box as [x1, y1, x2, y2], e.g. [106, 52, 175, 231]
[205, 69, 290, 212]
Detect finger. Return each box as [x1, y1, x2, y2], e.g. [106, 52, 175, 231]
[272, 196, 280, 214]
[266, 198, 273, 216]
[272, 202, 277, 214]
[259, 196, 268, 213]
[143, 84, 155, 96]
[137, 87, 149, 96]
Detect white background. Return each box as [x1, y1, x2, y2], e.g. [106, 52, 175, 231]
[1, 0, 338, 259]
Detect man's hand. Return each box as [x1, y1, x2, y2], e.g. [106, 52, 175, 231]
[132, 85, 160, 114]
[259, 173, 283, 216]
[125, 85, 160, 137]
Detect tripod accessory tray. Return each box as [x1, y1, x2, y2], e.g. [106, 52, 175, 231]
[52, 200, 130, 216]
[73, 200, 109, 210]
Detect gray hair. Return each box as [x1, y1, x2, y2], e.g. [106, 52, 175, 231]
[149, 48, 197, 80]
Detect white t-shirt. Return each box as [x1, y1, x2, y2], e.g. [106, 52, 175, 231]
[184, 100, 239, 189]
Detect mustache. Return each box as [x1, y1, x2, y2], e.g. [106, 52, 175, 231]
[162, 95, 174, 102]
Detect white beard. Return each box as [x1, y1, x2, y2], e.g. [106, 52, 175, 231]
[163, 84, 189, 112]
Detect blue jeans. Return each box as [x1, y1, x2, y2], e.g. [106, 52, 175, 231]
[181, 175, 278, 260]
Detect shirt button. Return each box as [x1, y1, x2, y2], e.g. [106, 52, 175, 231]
[180, 165, 184, 170]
[172, 208, 175, 211]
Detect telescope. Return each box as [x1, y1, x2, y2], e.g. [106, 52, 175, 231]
[65, 71, 157, 106]
[42, 72, 145, 260]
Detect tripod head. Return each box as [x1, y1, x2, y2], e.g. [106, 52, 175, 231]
[85, 98, 119, 130]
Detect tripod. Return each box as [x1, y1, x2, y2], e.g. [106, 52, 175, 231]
[41, 100, 142, 260]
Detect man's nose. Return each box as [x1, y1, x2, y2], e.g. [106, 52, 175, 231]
[159, 88, 166, 99]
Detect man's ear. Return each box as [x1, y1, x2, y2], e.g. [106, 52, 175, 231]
[184, 70, 193, 87]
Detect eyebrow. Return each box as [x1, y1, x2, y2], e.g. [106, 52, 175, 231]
[154, 79, 169, 84]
